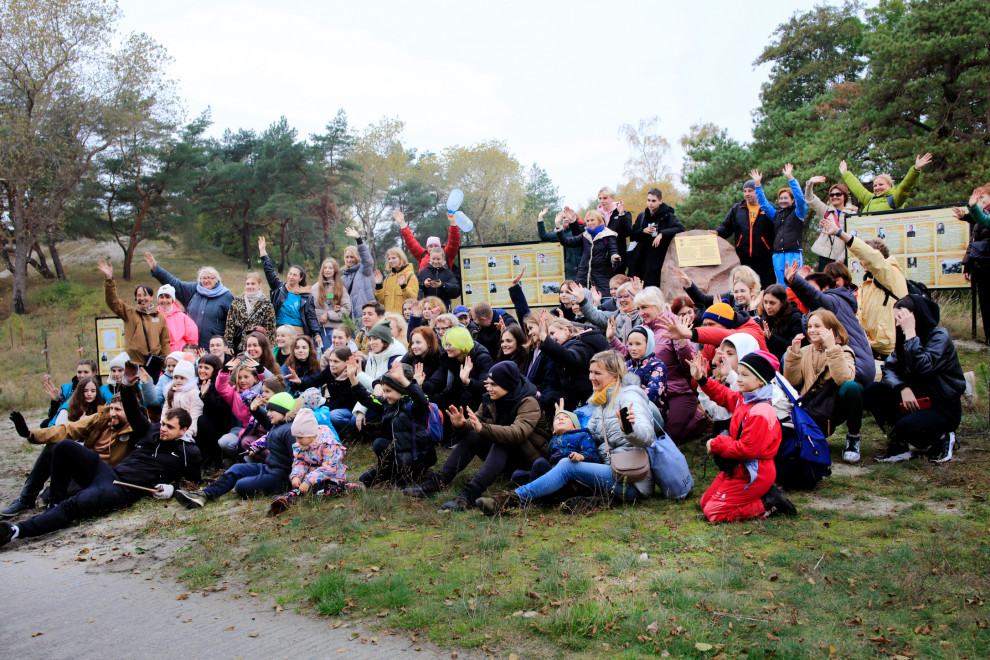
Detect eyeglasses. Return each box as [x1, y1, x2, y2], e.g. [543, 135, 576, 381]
[435, 325, 450, 334]
[616, 294, 634, 300]
[828, 192, 844, 198]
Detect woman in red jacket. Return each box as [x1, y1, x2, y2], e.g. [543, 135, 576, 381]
[689, 350, 795, 522]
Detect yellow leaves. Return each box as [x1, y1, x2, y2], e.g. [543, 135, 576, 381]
[695, 642, 713, 652]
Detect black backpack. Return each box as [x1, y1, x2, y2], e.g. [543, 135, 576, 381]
[871, 277, 931, 305]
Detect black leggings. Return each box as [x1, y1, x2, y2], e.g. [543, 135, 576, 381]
[864, 382, 961, 450]
[435, 431, 529, 500]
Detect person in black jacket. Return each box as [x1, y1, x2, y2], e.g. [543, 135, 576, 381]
[194, 354, 233, 471]
[536, 313, 610, 409]
[258, 237, 322, 349]
[1, 377, 201, 548]
[597, 187, 633, 274]
[470, 302, 517, 357]
[628, 188, 685, 287]
[417, 248, 461, 308]
[537, 207, 583, 280]
[758, 284, 804, 361]
[423, 326, 494, 444]
[175, 392, 298, 507]
[557, 210, 620, 293]
[714, 179, 777, 287]
[866, 295, 966, 464]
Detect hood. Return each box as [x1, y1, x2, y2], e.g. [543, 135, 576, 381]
[731, 308, 752, 328]
[627, 325, 656, 359]
[895, 294, 940, 339]
[721, 332, 759, 359]
[828, 285, 859, 312]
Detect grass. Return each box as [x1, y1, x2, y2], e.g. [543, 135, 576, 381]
[2, 240, 990, 658]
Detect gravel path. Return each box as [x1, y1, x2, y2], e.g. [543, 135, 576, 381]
[0, 550, 472, 659]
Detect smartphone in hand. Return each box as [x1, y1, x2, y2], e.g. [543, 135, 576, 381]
[618, 406, 633, 433]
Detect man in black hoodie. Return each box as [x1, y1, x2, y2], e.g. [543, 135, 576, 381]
[865, 295, 965, 464]
[1, 370, 201, 549]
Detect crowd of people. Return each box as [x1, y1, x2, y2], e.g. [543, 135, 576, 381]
[0, 157, 983, 548]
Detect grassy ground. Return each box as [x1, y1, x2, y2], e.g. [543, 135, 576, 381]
[2, 242, 989, 659]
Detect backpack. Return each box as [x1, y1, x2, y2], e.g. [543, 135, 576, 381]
[871, 277, 931, 305]
[407, 400, 444, 446]
[773, 376, 832, 490]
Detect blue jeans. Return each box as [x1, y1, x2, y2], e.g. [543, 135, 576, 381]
[773, 251, 803, 288]
[203, 462, 287, 499]
[515, 458, 642, 502]
[329, 408, 355, 431]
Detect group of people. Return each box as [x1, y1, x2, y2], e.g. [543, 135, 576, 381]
[0, 154, 982, 549]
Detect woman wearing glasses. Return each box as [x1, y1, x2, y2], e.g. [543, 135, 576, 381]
[806, 177, 857, 270]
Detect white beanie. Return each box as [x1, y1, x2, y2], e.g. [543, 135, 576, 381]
[157, 284, 176, 299]
[173, 360, 196, 382]
[166, 351, 185, 364]
[108, 352, 131, 370]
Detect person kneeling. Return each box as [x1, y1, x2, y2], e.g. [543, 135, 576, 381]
[689, 351, 795, 522]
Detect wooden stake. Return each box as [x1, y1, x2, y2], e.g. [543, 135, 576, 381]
[112, 480, 158, 494]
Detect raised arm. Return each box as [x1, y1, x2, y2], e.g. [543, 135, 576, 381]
[120, 382, 151, 438]
[804, 177, 830, 218]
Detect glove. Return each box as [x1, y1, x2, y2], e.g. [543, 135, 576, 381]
[153, 484, 174, 500]
[10, 411, 30, 438]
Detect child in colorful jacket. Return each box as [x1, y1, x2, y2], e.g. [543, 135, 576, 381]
[511, 408, 599, 485]
[287, 409, 347, 489]
[689, 350, 795, 523]
[623, 326, 669, 421]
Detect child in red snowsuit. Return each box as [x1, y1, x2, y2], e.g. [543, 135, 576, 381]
[689, 350, 796, 522]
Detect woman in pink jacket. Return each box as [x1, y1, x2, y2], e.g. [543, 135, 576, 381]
[157, 284, 199, 353]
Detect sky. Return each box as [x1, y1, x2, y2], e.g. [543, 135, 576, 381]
[115, 0, 837, 208]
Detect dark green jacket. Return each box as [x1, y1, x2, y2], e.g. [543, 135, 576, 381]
[538, 219, 583, 281]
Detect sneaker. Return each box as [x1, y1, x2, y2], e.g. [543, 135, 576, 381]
[875, 444, 913, 463]
[175, 489, 208, 509]
[0, 521, 13, 548]
[761, 485, 797, 517]
[929, 432, 957, 464]
[0, 498, 33, 517]
[439, 494, 471, 512]
[475, 492, 520, 517]
[842, 435, 861, 463]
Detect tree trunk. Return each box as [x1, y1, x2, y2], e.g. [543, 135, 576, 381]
[47, 239, 66, 281]
[12, 239, 29, 314]
[31, 240, 56, 279]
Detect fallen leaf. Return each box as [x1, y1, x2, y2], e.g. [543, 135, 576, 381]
[248, 632, 259, 638]
[31, 632, 44, 638]
[646, 621, 659, 634]
[224, 626, 235, 631]
[181, 619, 191, 623]
[176, 593, 189, 600]
[695, 642, 713, 652]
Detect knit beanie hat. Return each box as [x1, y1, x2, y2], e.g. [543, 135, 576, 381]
[173, 360, 196, 382]
[743, 180, 756, 191]
[368, 319, 394, 345]
[738, 350, 779, 386]
[486, 361, 520, 392]
[291, 408, 320, 438]
[555, 410, 580, 430]
[266, 392, 295, 416]
[301, 387, 327, 409]
[156, 284, 176, 300]
[442, 326, 474, 353]
[263, 376, 286, 394]
[426, 236, 442, 248]
[166, 351, 185, 364]
[108, 352, 131, 370]
[380, 363, 414, 395]
[702, 302, 736, 328]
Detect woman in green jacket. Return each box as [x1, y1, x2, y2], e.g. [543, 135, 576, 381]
[839, 152, 932, 214]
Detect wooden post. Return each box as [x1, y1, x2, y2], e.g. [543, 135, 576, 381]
[43, 329, 51, 374]
[972, 279, 978, 341]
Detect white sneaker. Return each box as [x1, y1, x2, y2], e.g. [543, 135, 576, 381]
[875, 447, 913, 463]
[843, 436, 861, 463]
[930, 432, 957, 464]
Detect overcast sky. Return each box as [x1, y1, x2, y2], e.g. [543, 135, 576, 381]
[116, 0, 839, 207]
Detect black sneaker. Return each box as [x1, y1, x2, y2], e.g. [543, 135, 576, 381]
[358, 467, 379, 489]
[0, 521, 13, 548]
[761, 485, 797, 517]
[875, 444, 913, 463]
[929, 432, 957, 464]
[0, 498, 33, 517]
[439, 493, 472, 512]
[175, 490, 208, 509]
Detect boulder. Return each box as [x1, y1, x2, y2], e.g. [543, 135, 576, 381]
[660, 230, 740, 304]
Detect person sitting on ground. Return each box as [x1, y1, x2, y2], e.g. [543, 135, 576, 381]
[208, 335, 235, 363]
[224, 273, 277, 354]
[757, 283, 805, 361]
[866, 295, 965, 464]
[423, 326, 494, 443]
[670, 296, 697, 328]
[351, 319, 408, 432]
[783, 309, 863, 462]
[354, 301, 385, 356]
[286, 346, 358, 436]
[215, 361, 263, 461]
[50, 377, 102, 428]
[145, 251, 233, 349]
[401, 326, 443, 385]
[495, 323, 530, 375]
[688, 351, 795, 522]
[351, 360, 436, 488]
[281, 335, 321, 396]
[535, 312, 610, 410]
[1, 379, 201, 549]
[175, 392, 299, 508]
[403, 361, 551, 512]
[155, 284, 199, 354]
[623, 326, 669, 421]
[417, 246, 461, 309]
[2, 390, 137, 517]
[805, 176, 856, 270]
[241, 330, 280, 377]
[556, 209, 621, 293]
[818, 217, 907, 357]
[268, 407, 352, 515]
[470, 301, 517, 358]
[41, 359, 107, 427]
[751, 165, 807, 286]
[506, 407, 600, 487]
[258, 237, 322, 351]
[839, 153, 932, 214]
[98, 259, 171, 368]
[394, 209, 461, 270]
[474, 350, 655, 517]
[162, 360, 203, 438]
[521, 314, 562, 417]
[661, 301, 768, 368]
[374, 247, 419, 316]
[784, 260, 875, 386]
[272, 325, 298, 367]
[676, 265, 763, 318]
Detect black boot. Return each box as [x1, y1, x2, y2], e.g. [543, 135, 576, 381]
[440, 490, 474, 512]
[402, 473, 443, 498]
[358, 467, 379, 489]
[761, 485, 797, 517]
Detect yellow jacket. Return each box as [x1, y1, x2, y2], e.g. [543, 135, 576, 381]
[374, 263, 418, 315]
[848, 237, 908, 356]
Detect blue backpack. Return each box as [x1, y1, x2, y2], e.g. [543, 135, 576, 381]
[774, 376, 832, 489]
[407, 400, 444, 446]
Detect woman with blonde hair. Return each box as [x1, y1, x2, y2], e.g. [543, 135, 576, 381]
[374, 247, 419, 314]
[555, 209, 620, 293]
[383, 312, 409, 348]
[535, 312, 610, 409]
[225, 273, 277, 353]
[675, 264, 762, 317]
[313, 257, 351, 348]
[341, 226, 377, 319]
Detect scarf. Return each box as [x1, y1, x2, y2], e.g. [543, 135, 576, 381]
[590, 382, 616, 407]
[197, 280, 231, 299]
[243, 289, 265, 315]
[587, 224, 605, 239]
[741, 384, 773, 404]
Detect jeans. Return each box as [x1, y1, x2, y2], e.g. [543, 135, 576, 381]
[329, 408, 356, 432]
[203, 462, 287, 499]
[865, 382, 961, 450]
[515, 458, 642, 502]
[434, 431, 529, 500]
[772, 251, 803, 289]
[16, 440, 139, 538]
[218, 426, 244, 459]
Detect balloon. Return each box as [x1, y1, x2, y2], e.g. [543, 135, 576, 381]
[446, 189, 464, 213]
[454, 211, 473, 232]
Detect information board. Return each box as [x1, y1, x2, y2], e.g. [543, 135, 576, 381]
[845, 205, 968, 289]
[95, 316, 126, 377]
[674, 234, 722, 267]
[459, 241, 565, 309]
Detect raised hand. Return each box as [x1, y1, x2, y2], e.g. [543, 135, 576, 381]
[137, 367, 151, 384]
[783, 163, 794, 180]
[144, 251, 157, 271]
[554, 397, 565, 416]
[688, 351, 708, 382]
[397, 273, 408, 286]
[749, 169, 762, 187]
[466, 407, 483, 433]
[630, 276, 645, 294]
[201, 380, 211, 397]
[538, 207, 549, 221]
[616, 199, 625, 214]
[790, 333, 805, 354]
[286, 366, 302, 384]
[538, 310, 550, 341]
[915, 152, 933, 170]
[952, 206, 967, 220]
[97, 259, 113, 279]
[820, 216, 840, 237]
[567, 282, 585, 304]
[820, 326, 837, 349]
[389, 358, 409, 386]
[344, 226, 360, 239]
[969, 188, 981, 207]
[250, 395, 264, 411]
[494, 317, 506, 333]
[798, 264, 812, 278]
[345, 356, 360, 381]
[838, 160, 848, 175]
[512, 265, 527, 286]
[413, 362, 425, 385]
[554, 212, 565, 231]
[590, 285, 602, 307]
[605, 315, 617, 342]
[446, 405, 466, 427]
[447, 211, 456, 225]
[460, 356, 473, 385]
[42, 378, 60, 401]
[808, 175, 828, 185]
[10, 411, 30, 438]
[660, 316, 692, 340]
[713, 348, 732, 378]
[393, 209, 406, 227]
[257, 236, 267, 256]
[196, 347, 207, 358]
[373, 269, 384, 285]
[672, 267, 691, 288]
